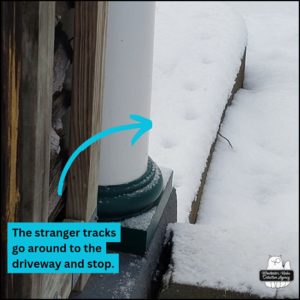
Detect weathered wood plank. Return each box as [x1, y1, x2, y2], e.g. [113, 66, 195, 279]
[1, 1, 107, 297]
[21, 2, 56, 298]
[66, 1, 108, 292]
[49, 155, 65, 217]
[66, 1, 107, 222]
[1, 1, 56, 298]
[19, 1, 55, 223]
[0, 2, 21, 298]
[43, 273, 73, 299]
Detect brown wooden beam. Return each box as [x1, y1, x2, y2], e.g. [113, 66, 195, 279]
[0, 2, 21, 298]
[1, 1, 55, 298]
[66, 1, 108, 292]
[66, 1, 107, 222]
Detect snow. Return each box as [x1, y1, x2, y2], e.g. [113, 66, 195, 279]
[149, 2, 247, 222]
[168, 223, 298, 297]
[164, 2, 298, 299]
[122, 167, 172, 230]
[168, 224, 289, 298]
[122, 206, 156, 231]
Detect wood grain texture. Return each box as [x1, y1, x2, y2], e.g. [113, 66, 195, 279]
[66, 1, 107, 222]
[0, 2, 21, 298]
[1, 1, 107, 297]
[19, 1, 55, 223]
[21, 2, 56, 298]
[43, 273, 72, 299]
[1, 2, 55, 298]
[66, 2, 108, 292]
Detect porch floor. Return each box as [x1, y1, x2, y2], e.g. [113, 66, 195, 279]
[159, 2, 298, 298]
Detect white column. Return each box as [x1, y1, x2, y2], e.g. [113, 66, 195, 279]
[99, 1, 156, 186]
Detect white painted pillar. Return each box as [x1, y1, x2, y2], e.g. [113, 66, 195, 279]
[99, 1, 156, 186]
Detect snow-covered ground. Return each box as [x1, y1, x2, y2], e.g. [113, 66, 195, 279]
[166, 2, 298, 299]
[149, 2, 247, 222]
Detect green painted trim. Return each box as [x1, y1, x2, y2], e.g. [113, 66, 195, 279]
[108, 171, 175, 255]
[97, 157, 163, 221]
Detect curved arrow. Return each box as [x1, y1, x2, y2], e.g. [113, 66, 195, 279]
[57, 114, 152, 196]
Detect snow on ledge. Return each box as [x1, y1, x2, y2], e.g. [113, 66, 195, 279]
[150, 2, 247, 222]
[122, 167, 172, 230]
[167, 223, 298, 298]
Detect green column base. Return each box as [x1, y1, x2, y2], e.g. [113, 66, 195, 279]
[108, 168, 175, 255]
[97, 157, 163, 221]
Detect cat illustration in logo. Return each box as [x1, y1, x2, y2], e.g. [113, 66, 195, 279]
[265, 255, 291, 288]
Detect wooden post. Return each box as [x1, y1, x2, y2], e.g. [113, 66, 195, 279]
[1, 1, 55, 298]
[1, 1, 107, 297]
[1, 2, 21, 297]
[66, 1, 107, 222]
[65, 1, 108, 291]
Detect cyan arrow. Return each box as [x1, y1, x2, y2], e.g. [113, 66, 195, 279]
[57, 114, 152, 196]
